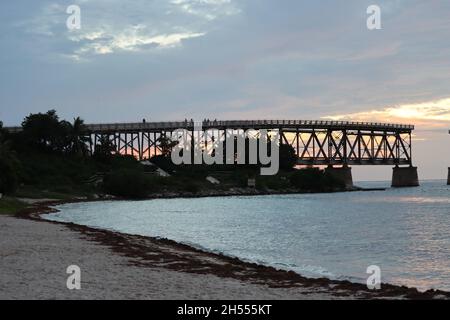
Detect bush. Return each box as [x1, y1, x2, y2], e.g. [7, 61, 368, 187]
[232, 171, 251, 188]
[182, 180, 200, 193]
[258, 175, 290, 190]
[0, 157, 19, 194]
[162, 176, 201, 193]
[0, 135, 20, 194]
[150, 155, 176, 173]
[103, 169, 151, 199]
[323, 171, 346, 190]
[110, 154, 141, 170]
[289, 168, 344, 192]
[18, 152, 96, 187]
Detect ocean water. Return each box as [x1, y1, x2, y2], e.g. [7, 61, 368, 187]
[46, 180, 450, 292]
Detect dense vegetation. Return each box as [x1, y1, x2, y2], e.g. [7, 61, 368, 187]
[0, 110, 346, 205]
[290, 168, 345, 192]
[0, 123, 20, 194]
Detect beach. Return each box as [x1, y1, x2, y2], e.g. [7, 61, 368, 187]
[0, 201, 448, 300]
[0, 214, 340, 300]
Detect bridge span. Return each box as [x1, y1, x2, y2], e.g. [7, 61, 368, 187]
[5, 119, 420, 187]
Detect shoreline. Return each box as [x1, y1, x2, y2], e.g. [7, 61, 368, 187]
[10, 197, 449, 300]
[34, 184, 382, 203]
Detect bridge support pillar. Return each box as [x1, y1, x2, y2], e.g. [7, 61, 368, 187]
[392, 166, 419, 187]
[325, 165, 353, 189]
[447, 168, 450, 185]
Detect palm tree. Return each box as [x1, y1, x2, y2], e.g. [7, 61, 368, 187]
[93, 135, 116, 161]
[67, 117, 90, 156]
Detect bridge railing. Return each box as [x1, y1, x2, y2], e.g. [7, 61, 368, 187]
[4, 120, 414, 133]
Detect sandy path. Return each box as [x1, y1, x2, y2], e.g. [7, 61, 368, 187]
[0, 215, 338, 300]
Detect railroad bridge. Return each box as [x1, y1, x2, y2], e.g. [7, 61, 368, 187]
[5, 120, 420, 187]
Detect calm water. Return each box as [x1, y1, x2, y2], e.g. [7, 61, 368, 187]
[46, 180, 450, 292]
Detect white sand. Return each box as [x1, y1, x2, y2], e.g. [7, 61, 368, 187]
[0, 215, 347, 300]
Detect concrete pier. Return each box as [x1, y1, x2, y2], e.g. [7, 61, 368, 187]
[392, 166, 419, 187]
[325, 165, 353, 189]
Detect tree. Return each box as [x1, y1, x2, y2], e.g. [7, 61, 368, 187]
[93, 136, 116, 162]
[0, 121, 6, 143]
[21, 110, 68, 153]
[0, 121, 20, 194]
[279, 143, 297, 171]
[21, 111, 90, 156]
[67, 117, 90, 156]
[158, 136, 178, 157]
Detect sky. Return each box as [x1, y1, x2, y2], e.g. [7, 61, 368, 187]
[0, 0, 449, 181]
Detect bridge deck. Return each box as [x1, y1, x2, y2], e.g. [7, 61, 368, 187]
[86, 120, 414, 133]
[4, 120, 414, 134]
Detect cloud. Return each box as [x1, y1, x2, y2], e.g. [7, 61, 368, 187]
[15, 3, 66, 36]
[171, 0, 240, 20]
[19, 0, 240, 61]
[69, 24, 205, 59]
[323, 97, 450, 128]
[341, 42, 401, 61]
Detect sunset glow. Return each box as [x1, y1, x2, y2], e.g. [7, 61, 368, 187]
[324, 98, 450, 128]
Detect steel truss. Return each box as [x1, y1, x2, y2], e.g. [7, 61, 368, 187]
[84, 121, 413, 166]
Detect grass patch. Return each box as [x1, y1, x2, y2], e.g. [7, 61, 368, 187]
[0, 197, 28, 215]
[14, 185, 93, 200]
